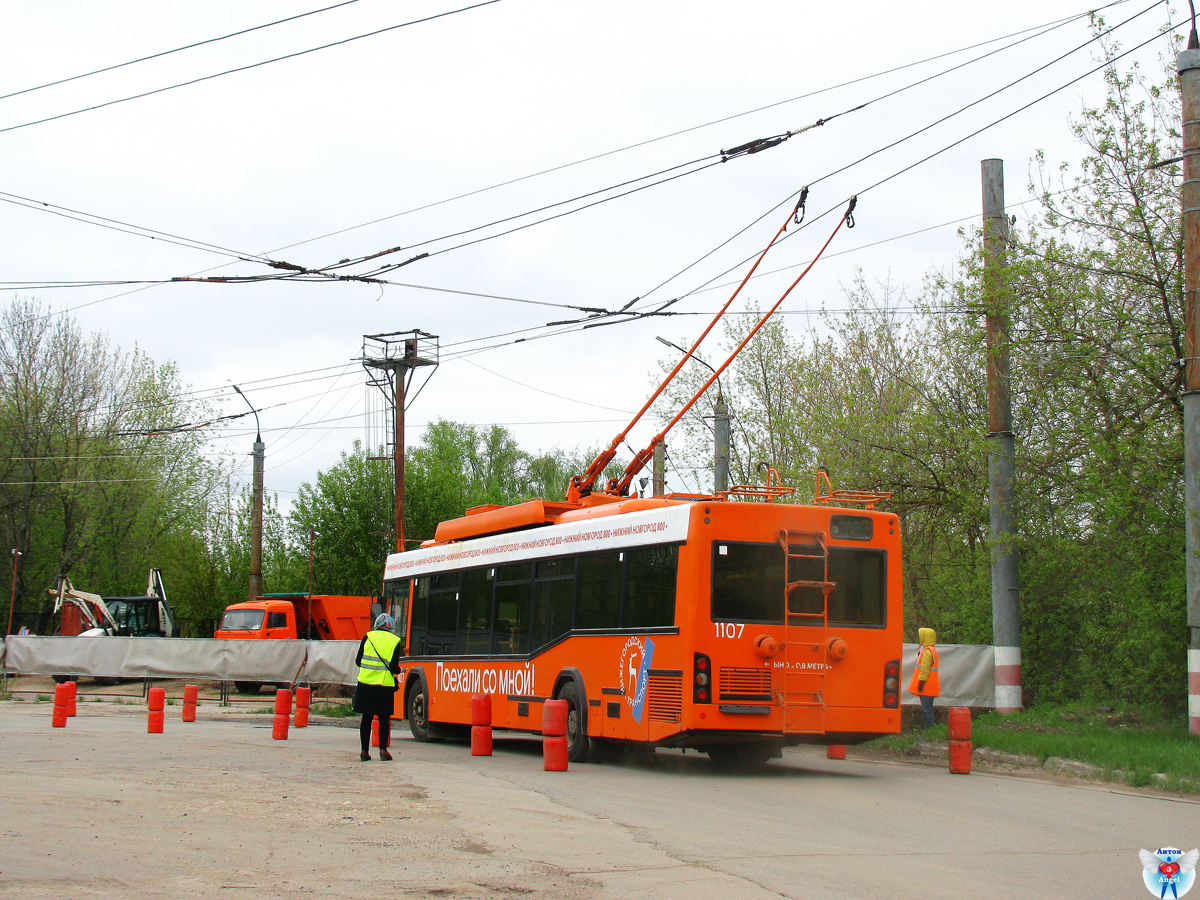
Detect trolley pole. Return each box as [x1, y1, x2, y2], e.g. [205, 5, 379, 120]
[982, 159, 1023, 714]
[1179, 44, 1200, 736]
[714, 394, 730, 494]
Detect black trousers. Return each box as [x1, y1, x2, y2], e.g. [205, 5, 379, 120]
[360, 713, 391, 752]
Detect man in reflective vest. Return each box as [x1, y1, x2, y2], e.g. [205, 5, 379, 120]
[354, 613, 404, 761]
[907, 627, 940, 731]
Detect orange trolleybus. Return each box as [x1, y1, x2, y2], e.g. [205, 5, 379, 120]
[382, 194, 901, 764]
[381, 474, 903, 765]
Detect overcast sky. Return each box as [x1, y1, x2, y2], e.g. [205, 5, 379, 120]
[1, 0, 1184, 503]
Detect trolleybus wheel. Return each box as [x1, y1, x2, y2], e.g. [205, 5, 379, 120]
[407, 682, 431, 742]
[558, 682, 590, 763]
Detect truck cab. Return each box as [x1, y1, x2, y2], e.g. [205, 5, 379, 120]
[214, 599, 298, 640]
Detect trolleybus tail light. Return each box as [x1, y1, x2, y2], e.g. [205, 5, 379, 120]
[693, 653, 712, 704]
[883, 659, 900, 708]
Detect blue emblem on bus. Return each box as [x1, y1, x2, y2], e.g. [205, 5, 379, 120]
[631, 638, 655, 723]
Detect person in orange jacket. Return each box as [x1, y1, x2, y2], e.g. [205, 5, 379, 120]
[908, 627, 940, 731]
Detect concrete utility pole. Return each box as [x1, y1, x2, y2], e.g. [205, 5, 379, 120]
[982, 159, 1023, 714]
[714, 394, 730, 494]
[652, 443, 666, 496]
[7, 549, 20, 635]
[363, 332, 438, 553]
[233, 385, 264, 602]
[1179, 42, 1200, 736]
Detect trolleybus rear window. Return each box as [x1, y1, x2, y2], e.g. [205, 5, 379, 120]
[711, 541, 885, 627]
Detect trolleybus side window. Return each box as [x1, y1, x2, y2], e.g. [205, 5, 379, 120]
[711, 541, 886, 627]
[530, 559, 575, 649]
[493, 563, 533, 655]
[575, 550, 623, 629]
[410, 577, 429, 647]
[426, 572, 459, 655]
[384, 578, 411, 650]
[457, 568, 494, 655]
[623, 545, 678, 628]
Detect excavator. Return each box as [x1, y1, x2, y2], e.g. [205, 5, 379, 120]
[50, 569, 178, 682]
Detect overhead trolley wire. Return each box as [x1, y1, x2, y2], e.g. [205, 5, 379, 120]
[0, 189, 273, 264]
[166, 5, 1112, 285]
[227, 0, 1134, 261]
[0, 0, 365, 103]
[620, 0, 1170, 317]
[16, 1, 1129, 319]
[0, 0, 504, 135]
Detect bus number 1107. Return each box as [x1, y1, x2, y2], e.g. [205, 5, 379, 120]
[715, 622, 745, 639]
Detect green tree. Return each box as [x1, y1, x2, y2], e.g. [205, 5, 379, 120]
[654, 37, 1188, 712]
[290, 441, 394, 595]
[0, 297, 226, 632]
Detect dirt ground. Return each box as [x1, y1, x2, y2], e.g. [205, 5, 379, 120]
[0, 679, 598, 900]
[4, 674, 1195, 900]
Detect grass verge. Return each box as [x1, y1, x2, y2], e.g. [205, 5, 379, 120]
[312, 702, 356, 718]
[867, 704, 1200, 794]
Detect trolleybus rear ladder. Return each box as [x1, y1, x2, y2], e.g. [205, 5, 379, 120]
[777, 529, 834, 734]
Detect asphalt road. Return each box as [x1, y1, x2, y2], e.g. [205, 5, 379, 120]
[0, 696, 1194, 899]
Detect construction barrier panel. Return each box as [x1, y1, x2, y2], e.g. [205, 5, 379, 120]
[64, 680, 77, 717]
[948, 706, 972, 741]
[1, 636, 361, 686]
[272, 713, 289, 740]
[147, 687, 165, 712]
[826, 745, 846, 760]
[148, 708, 164, 734]
[274, 688, 293, 717]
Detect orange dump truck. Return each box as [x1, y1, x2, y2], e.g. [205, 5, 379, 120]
[214, 593, 377, 693]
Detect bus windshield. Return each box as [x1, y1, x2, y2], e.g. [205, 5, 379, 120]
[219, 609, 266, 632]
[712, 541, 885, 626]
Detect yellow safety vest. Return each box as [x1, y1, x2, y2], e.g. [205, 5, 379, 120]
[357, 630, 402, 687]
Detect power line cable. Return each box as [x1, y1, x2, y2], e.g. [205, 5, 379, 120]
[0, 0, 504, 135]
[241, 0, 1132, 259]
[20, 1, 1127, 321]
[625, 0, 1169, 314]
[0, 190, 273, 264]
[0, 0, 365, 103]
